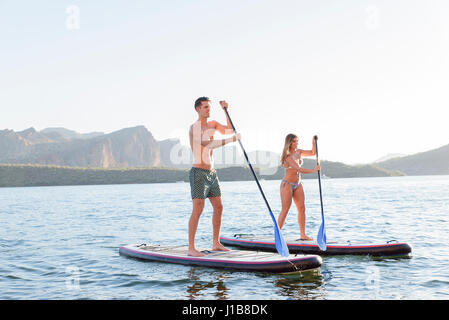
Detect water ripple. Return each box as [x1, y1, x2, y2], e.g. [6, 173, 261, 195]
[1, 176, 448, 299]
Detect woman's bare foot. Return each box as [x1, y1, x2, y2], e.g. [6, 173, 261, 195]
[212, 243, 231, 252]
[188, 248, 206, 257]
[300, 235, 314, 241]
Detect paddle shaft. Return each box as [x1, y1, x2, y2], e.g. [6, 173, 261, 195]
[314, 137, 325, 216]
[223, 108, 274, 214]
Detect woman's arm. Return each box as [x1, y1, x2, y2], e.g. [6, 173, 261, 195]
[298, 166, 320, 174]
[285, 156, 320, 174]
[297, 135, 317, 157]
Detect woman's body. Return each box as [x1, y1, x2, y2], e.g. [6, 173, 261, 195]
[278, 134, 320, 240]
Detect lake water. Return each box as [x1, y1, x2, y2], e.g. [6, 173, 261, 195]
[1, 175, 448, 300]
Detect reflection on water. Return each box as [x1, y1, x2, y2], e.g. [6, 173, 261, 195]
[185, 268, 230, 300]
[184, 267, 325, 300]
[273, 269, 325, 300]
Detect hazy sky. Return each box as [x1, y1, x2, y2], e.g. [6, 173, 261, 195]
[1, 0, 448, 164]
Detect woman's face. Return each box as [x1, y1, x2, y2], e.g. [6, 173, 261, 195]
[290, 137, 299, 150]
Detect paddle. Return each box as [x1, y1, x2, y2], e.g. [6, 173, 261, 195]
[314, 136, 327, 251]
[223, 107, 289, 257]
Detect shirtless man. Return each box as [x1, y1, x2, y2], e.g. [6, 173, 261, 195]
[188, 97, 241, 257]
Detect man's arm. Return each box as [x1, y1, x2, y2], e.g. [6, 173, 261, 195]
[190, 125, 241, 150]
[211, 120, 233, 135]
[205, 134, 241, 149]
[211, 101, 233, 135]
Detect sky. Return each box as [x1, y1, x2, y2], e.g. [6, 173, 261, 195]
[1, 0, 448, 164]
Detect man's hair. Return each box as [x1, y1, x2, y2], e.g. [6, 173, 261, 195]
[194, 97, 210, 110]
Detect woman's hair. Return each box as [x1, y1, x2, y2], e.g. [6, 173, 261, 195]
[280, 134, 298, 166]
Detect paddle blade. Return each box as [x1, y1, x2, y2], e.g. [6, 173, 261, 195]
[317, 222, 327, 251]
[270, 214, 289, 257]
[274, 226, 290, 257]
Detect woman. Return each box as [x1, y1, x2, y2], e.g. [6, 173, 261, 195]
[278, 134, 320, 240]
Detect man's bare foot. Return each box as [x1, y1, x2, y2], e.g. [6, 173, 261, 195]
[300, 235, 314, 241]
[188, 248, 206, 257]
[212, 243, 231, 252]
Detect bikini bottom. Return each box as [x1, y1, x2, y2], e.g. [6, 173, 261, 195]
[281, 179, 302, 192]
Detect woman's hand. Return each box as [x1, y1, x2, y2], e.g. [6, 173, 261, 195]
[314, 165, 321, 172]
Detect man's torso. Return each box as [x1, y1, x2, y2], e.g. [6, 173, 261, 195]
[189, 120, 216, 170]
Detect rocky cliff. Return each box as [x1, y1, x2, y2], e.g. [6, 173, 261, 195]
[0, 126, 161, 168]
[1, 126, 447, 176]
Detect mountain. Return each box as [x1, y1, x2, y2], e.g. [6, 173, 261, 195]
[373, 153, 406, 163]
[308, 159, 404, 178]
[0, 126, 161, 168]
[375, 144, 449, 175]
[40, 127, 104, 141]
[1, 125, 447, 177]
[0, 128, 57, 161]
[17, 127, 56, 144]
[213, 148, 403, 178]
[159, 138, 192, 169]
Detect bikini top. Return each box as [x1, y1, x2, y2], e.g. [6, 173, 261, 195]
[282, 154, 303, 170]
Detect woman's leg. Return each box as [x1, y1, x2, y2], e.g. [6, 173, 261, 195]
[278, 181, 293, 229]
[293, 184, 313, 240]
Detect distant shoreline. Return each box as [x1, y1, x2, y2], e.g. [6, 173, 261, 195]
[0, 163, 408, 188]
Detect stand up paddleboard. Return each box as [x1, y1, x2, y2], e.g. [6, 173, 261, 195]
[220, 235, 412, 257]
[119, 244, 322, 273]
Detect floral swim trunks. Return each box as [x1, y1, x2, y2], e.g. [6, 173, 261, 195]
[189, 167, 222, 199]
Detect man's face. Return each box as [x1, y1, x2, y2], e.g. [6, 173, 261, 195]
[196, 101, 211, 118]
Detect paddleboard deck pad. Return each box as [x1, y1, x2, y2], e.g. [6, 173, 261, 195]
[220, 235, 412, 257]
[119, 244, 322, 273]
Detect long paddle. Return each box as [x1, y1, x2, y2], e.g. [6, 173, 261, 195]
[223, 107, 289, 257]
[314, 136, 327, 251]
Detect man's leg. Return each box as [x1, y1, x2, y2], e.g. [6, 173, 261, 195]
[188, 198, 206, 257]
[209, 196, 230, 251]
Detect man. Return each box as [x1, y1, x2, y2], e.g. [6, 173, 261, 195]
[188, 97, 241, 257]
